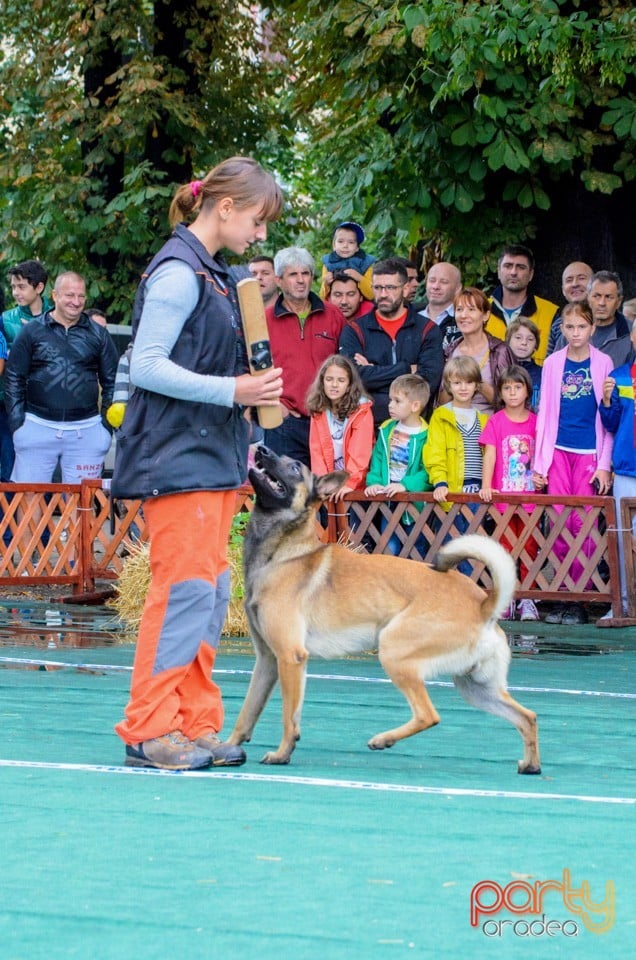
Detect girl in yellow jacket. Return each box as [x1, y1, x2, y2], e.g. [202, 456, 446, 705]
[424, 356, 489, 511]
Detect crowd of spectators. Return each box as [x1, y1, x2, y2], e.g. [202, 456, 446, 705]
[2, 227, 634, 624]
[247, 228, 634, 624]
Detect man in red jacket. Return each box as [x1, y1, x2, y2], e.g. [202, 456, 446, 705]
[265, 246, 344, 465]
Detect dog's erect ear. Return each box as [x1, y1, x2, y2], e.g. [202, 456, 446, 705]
[313, 470, 350, 502]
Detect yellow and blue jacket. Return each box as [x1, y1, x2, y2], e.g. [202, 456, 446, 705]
[599, 356, 636, 478]
[487, 289, 558, 365]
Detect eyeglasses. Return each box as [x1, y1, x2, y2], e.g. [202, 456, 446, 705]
[371, 284, 404, 293]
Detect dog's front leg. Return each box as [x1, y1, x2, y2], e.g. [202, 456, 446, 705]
[228, 642, 279, 746]
[261, 649, 308, 764]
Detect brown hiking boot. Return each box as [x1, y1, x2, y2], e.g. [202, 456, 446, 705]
[195, 733, 246, 767]
[125, 731, 213, 770]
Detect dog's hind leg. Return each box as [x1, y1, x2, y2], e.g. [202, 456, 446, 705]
[261, 649, 309, 765]
[368, 646, 441, 751]
[228, 641, 279, 747]
[453, 672, 541, 774]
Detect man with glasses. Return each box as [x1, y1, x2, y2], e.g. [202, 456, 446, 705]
[339, 257, 444, 424]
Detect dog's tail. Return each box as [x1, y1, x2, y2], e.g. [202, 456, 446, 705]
[432, 534, 516, 621]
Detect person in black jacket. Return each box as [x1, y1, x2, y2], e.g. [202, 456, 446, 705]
[5, 271, 118, 482]
[339, 257, 444, 424]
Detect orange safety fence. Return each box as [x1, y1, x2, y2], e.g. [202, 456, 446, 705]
[1, 482, 635, 622]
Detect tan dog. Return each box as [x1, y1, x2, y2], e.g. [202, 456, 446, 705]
[228, 446, 541, 774]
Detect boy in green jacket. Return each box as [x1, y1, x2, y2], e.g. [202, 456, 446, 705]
[365, 373, 432, 555]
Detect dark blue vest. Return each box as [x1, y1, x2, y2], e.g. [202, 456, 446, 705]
[111, 224, 249, 500]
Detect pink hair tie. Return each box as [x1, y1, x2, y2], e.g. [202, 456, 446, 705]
[190, 180, 203, 198]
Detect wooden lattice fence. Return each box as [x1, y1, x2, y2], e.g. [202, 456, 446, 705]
[1, 482, 635, 624]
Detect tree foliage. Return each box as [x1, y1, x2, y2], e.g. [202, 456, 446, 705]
[1, 0, 634, 311]
[287, 0, 636, 282]
[0, 0, 293, 318]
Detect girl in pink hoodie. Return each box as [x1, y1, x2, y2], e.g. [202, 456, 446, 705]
[533, 302, 613, 624]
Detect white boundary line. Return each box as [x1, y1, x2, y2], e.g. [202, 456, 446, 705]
[1, 656, 634, 700]
[0, 758, 634, 805]
[299, 671, 636, 701]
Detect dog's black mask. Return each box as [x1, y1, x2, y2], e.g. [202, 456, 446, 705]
[248, 445, 305, 510]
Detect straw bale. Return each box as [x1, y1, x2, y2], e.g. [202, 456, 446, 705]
[111, 534, 249, 640]
[111, 517, 358, 642]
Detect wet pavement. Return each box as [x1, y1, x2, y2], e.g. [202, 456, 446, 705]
[0, 596, 127, 650]
[0, 594, 634, 663]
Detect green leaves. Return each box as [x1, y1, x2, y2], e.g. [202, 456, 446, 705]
[402, 4, 427, 32]
[503, 179, 551, 210]
[450, 120, 478, 147]
[580, 170, 623, 194]
[438, 175, 484, 213]
[0, 0, 634, 313]
[528, 133, 577, 166]
[285, 0, 635, 277]
[483, 131, 531, 173]
[0, 0, 293, 319]
[601, 98, 636, 140]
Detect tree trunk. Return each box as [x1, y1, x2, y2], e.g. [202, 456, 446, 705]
[144, 0, 210, 186]
[82, 46, 125, 278]
[533, 177, 636, 305]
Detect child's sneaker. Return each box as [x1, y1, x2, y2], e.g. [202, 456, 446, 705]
[517, 599, 539, 622]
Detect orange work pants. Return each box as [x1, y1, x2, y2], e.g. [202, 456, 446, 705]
[115, 489, 236, 746]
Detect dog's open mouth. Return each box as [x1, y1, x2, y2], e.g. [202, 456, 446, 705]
[250, 447, 289, 499]
[249, 445, 302, 504]
[250, 464, 285, 495]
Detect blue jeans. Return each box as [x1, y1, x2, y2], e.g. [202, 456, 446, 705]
[612, 474, 636, 614]
[0, 406, 15, 482]
[0, 406, 16, 546]
[263, 414, 311, 467]
[452, 482, 481, 575]
[378, 507, 429, 558]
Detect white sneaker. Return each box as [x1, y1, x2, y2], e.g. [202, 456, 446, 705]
[517, 599, 539, 621]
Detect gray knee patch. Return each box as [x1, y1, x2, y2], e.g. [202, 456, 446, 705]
[153, 578, 217, 674]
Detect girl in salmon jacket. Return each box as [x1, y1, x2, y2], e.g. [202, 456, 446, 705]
[306, 353, 374, 498]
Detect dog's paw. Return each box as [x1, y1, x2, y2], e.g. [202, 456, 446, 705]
[518, 761, 542, 775]
[260, 751, 291, 765]
[367, 736, 394, 751]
